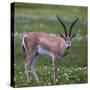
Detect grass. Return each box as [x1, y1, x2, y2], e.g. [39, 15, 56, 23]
[13, 3, 88, 87]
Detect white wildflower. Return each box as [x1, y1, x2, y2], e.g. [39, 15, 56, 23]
[56, 79, 58, 82]
[44, 66, 47, 70]
[14, 77, 16, 81]
[15, 85, 17, 88]
[78, 67, 81, 70]
[14, 63, 16, 66]
[57, 68, 60, 71]
[77, 78, 80, 81]
[19, 72, 22, 74]
[83, 67, 87, 70]
[48, 82, 51, 85]
[64, 73, 68, 77]
[66, 77, 69, 80]
[48, 71, 50, 74]
[58, 76, 60, 79]
[20, 76, 23, 79]
[69, 70, 72, 73]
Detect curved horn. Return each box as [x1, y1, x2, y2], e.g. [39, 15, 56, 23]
[56, 15, 67, 36]
[69, 17, 79, 36]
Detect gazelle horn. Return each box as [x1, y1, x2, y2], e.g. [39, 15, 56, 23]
[56, 15, 67, 36]
[69, 17, 79, 37]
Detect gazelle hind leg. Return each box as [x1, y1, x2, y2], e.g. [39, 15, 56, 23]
[30, 55, 39, 82]
[24, 63, 30, 83]
[24, 55, 32, 83]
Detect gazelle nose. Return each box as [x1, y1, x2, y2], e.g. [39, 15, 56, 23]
[67, 46, 70, 49]
[66, 46, 70, 49]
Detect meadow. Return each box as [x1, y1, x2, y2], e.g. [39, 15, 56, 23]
[14, 3, 88, 87]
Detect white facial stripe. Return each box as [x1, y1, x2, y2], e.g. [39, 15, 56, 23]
[66, 44, 71, 47]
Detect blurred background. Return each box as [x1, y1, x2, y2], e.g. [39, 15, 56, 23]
[14, 2, 88, 87]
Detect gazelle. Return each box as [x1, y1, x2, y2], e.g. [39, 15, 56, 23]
[22, 15, 79, 84]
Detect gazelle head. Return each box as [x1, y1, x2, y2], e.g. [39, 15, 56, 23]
[56, 15, 79, 49]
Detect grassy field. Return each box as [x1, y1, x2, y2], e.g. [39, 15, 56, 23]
[13, 3, 88, 87]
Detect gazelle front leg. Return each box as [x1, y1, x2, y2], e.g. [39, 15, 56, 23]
[52, 55, 56, 84]
[52, 55, 59, 84]
[54, 59, 59, 84]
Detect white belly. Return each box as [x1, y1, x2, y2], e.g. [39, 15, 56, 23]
[36, 45, 62, 60]
[37, 46, 54, 57]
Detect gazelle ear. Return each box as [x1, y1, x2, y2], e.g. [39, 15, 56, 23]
[71, 34, 76, 39]
[59, 33, 65, 38]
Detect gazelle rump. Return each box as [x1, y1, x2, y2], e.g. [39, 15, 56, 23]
[22, 15, 79, 84]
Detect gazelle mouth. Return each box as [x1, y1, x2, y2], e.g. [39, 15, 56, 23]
[66, 46, 70, 50]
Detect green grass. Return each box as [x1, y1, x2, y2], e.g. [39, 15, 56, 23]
[13, 3, 88, 87]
